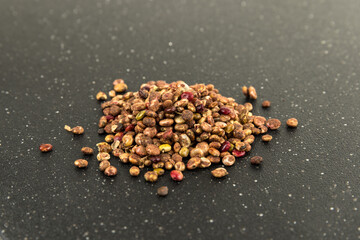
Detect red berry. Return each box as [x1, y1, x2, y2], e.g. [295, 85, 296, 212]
[114, 133, 124, 142]
[170, 170, 184, 181]
[105, 115, 114, 121]
[219, 141, 231, 152]
[196, 104, 204, 113]
[125, 124, 135, 132]
[181, 92, 194, 102]
[219, 107, 231, 115]
[232, 150, 246, 157]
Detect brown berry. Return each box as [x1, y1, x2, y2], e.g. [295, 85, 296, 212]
[81, 147, 94, 155]
[74, 159, 88, 168]
[108, 90, 116, 98]
[242, 86, 248, 97]
[211, 168, 228, 178]
[104, 166, 118, 176]
[129, 166, 140, 176]
[250, 156, 263, 165]
[114, 83, 128, 93]
[99, 160, 110, 171]
[72, 126, 84, 135]
[266, 119, 281, 130]
[144, 171, 158, 182]
[261, 134, 273, 142]
[96, 91, 107, 100]
[248, 86, 257, 99]
[262, 100, 271, 108]
[39, 143, 53, 152]
[113, 79, 124, 85]
[286, 118, 298, 128]
[157, 186, 169, 197]
[222, 155, 235, 166]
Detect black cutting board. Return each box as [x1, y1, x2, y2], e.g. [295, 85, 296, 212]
[0, 0, 359, 239]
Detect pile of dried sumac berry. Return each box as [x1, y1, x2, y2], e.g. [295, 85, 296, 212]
[40, 79, 298, 196]
[93, 79, 297, 185]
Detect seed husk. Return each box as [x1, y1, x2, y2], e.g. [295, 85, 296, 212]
[157, 186, 169, 197]
[64, 125, 72, 132]
[211, 168, 228, 178]
[286, 118, 298, 128]
[96, 91, 107, 100]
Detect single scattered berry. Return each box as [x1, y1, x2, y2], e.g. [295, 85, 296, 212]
[262, 100, 271, 108]
[261, 134, 273, 142]
[72, 126, 84, 135]
[286, 118, 298, 128]
[266, 119, 281, 130]
[39, 143, 53, 153]
[81, 147, 94, 155]
[157, 186, 169, 197]
[250, 156, 263, 165]
[104, 166, 118, 176]
[74, 159, 88, 168]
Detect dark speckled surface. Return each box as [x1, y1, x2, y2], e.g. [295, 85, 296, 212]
[0, 0, 360, 239]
